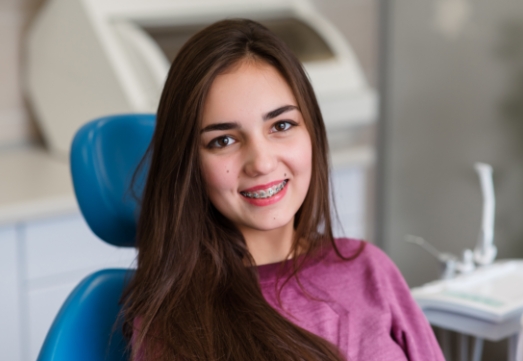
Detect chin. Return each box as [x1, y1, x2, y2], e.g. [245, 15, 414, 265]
[243, 216, 295, 233]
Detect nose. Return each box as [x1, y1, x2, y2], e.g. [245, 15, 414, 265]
[243, 136, 277, 177]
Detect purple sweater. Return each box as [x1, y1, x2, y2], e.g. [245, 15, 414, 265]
[257, 238, 444, 361]
[133, 239, 444, 360]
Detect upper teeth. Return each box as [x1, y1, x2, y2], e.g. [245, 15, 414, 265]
[241, 180, 287, 199]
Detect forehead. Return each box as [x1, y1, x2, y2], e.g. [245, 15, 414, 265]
[201, 61, 297, 126]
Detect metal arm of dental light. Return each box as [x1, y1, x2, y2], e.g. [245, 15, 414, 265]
[405, 235, 475, 280]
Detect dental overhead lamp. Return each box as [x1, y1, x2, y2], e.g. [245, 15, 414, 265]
[25, 0, 377, 157]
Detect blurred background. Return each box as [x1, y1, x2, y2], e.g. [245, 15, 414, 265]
[2, 0, 523, 360]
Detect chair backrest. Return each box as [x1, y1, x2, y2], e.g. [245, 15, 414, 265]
[37, 114, 155, 361]
[70, 113, 155, 247]
[37, 270, 134, 361]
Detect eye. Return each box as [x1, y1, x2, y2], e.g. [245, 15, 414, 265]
[207, 135, 236, 149]
[271, 121, 295, 133]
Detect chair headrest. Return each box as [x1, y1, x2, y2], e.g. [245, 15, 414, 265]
[70, 114, 155, 247]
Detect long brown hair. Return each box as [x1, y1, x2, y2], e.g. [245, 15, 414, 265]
[122, 19, 362, 361]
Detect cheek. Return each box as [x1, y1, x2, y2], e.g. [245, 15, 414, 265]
[200, 155, 238, 195]
[287, 134, 313, 182]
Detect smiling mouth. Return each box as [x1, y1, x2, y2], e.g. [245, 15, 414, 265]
[240, 180, 288, 199]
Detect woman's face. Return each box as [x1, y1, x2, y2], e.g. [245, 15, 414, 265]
[199, 60, 312, 237]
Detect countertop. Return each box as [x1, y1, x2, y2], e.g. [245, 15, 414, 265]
[0, 147, 78, 226]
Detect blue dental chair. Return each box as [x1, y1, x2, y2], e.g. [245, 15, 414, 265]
[36, 114, 155, 361]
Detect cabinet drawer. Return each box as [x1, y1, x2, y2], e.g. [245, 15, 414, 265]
[25, 213, 136, 280]
[0, 226, 22, 361]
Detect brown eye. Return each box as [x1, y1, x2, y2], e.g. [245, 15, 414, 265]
[271, 121, 294, 133]
[208, 135, 236, 149]
[218, 137, 229, 146]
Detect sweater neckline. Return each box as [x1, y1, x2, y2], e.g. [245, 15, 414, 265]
[255, 241, 334, 284]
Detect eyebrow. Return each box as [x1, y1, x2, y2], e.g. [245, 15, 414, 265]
[262, 105, 299, 121]
[200, 122, 239, 134]
[200, 105, 299, 134]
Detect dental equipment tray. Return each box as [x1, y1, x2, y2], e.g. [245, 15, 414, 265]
[411, 260, 523, 323]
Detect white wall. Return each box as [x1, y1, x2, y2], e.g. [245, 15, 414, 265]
[381, 0, 523, 287]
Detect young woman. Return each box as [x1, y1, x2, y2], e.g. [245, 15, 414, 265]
[122, 19, 445, 361]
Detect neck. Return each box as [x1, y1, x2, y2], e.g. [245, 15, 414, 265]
[240, 220, 296, 266]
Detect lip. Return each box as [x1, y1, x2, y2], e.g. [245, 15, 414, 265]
[240, 180, 289, 207]
[240, 179, 286, 193]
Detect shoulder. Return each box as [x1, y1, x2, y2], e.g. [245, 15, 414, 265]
[302, 238, 408, 297]
[329, 240, 445, 360]
[333, 238, 394, 268]
[331, 238, 406, 286]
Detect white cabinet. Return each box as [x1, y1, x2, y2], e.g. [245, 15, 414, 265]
[25, 214, 135, 280]
[25, 214, 136, 361]
[0, 214, 136, 361]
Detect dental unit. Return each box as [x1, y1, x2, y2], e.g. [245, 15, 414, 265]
[408, 163, 523, 361]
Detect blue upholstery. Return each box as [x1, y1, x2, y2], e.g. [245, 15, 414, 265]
[37, 270, 134, 361]
[70, 113, 155, 247]
[37, 114, 155, 361]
